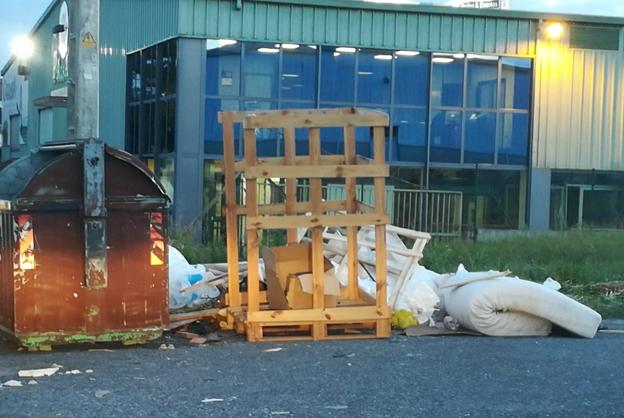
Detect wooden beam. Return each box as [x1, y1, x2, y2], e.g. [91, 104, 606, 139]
[344, 125, 359, 301]
[236, 200, 348, 216]
[221, 112, 241, 309]
[309, 127, 325, 336]
[247, 305, 391, 323]
[372, 126, 390, 338]
[243, 108, 389, 129]
[245, 128, 260, 314]
[246, 213, 389, 230]
[244, 164, 388, 179]
[284, 127, 298, 244]
[169, 308, 221, 323]
[234, 155, 347, 171]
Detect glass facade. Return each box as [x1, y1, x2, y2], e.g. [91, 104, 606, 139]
[125, 39, 178, 202]
[126, 39, 536, 232]
[203, 42, 531, 168]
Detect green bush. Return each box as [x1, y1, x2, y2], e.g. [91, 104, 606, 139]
[169, 229, 227, 264]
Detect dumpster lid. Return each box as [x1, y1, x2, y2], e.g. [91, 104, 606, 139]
[0, 140, 170, 204]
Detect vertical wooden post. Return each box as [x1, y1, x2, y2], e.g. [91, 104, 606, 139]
[284, 127, 298, 244]
[343, 126, 359, 300]
[373, 126, 390, 337]
[309, 127, 326, 339]
[221, 112, 241, 315]
[244, 128, 260, 340]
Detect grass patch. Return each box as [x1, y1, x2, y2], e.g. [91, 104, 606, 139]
[169, 229, 227, 264]
[423, 231, 624, 318]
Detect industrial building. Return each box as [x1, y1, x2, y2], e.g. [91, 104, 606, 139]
[2, 0, 623, 237]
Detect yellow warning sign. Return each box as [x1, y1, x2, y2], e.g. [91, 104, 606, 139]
[81, 32, 96, 49]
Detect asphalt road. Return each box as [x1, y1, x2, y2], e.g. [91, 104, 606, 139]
[1, 323, 623, 418]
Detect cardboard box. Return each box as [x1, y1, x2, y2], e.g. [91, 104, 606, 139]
[262, 243, 340, 310]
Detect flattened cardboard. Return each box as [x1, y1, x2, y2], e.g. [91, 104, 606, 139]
[262, 243, 338, 310]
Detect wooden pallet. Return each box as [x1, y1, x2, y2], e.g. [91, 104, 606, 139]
[219, 108, 392, 342]
[232, 305, 391, 342]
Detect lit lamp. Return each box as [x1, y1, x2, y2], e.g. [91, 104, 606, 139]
[10, 35, 35, 76]
[545, 22, 564, 40]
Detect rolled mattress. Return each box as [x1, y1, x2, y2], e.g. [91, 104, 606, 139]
[440, 276, 602, 338]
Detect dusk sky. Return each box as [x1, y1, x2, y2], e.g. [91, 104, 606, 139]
[1, 0, 623, 67]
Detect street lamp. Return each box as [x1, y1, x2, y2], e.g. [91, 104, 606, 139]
[10, 35, 35, 60]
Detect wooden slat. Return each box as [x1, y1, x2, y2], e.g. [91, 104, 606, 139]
[221, 112, 241, 309]
[322, 233, 423, 258]
[247, 305, 391, 323]
[284, 127, 298, 244]
[309, 127, 325, 328]
[244, 164, 388, 179]
[236, 200, 347, 216]
[246, 213, 389, 230]
[234, 155, 347, 171]
[344, 126, 359, 301]
[245, 128, 260, 314]
[372, 126, 389, 338]
[243, 108, 389, 129]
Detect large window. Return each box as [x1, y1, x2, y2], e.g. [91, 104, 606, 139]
[125, 39, 178, 200]
[430, 53, 531, 165]
[201, 41, 531, 166]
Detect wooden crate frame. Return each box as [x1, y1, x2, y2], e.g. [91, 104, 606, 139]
[219, 108, 391, 342]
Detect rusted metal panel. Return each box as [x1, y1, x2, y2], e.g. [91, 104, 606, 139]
[0, 212, 15, 332]
[0, 140, 169, 347]
[83, 139, 108, 289]
[83, 139, 106, 217]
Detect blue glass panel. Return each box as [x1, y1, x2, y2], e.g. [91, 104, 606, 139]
[318, 103, 344, 155]
[206, 42, 241, 97]
[498, 112, 529, 165]
[464, 111, 496, 164]
[391, 107, 427, 163]
[243, 43, 279, 99]
[279, 101, 315, 155]
[394, 54, 429, 106]
[320, 47, 355, 103]
[467, 57, 498, 109]
[431, 58, 463, 107]
[243, 100, 278, 157]
[204, 98, 239, 156]
[355, 106, 390, 158]
[501, 58, 531, 110]
[281, 46, 317, 101]
[430, 110, 462, 163]
[357, 51, 392, 105]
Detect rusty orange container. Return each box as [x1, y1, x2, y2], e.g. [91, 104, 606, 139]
[0, 140, 169, 348]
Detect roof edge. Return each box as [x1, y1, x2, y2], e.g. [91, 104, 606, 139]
[256, 0, 624, 26]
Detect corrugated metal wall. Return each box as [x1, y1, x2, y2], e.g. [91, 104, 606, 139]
[533, 26, 624, 171]
[178, 0, 537, 56]
[100, 0, 179, 148]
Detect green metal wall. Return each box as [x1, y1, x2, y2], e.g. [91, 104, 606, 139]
[100, 0, 179, 148]
[24, 0, 67, 154]
[533, 24, 624, 171]
[179, 0, 537, 56]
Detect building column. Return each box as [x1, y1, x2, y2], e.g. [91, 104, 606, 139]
[529, 168, 551, 230]
[174, 38, 206, 229]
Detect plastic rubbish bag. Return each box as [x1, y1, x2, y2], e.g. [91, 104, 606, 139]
[392, 310, 418, 330]
[168, 246, 218, 309]
[401, 282, 440, 325]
